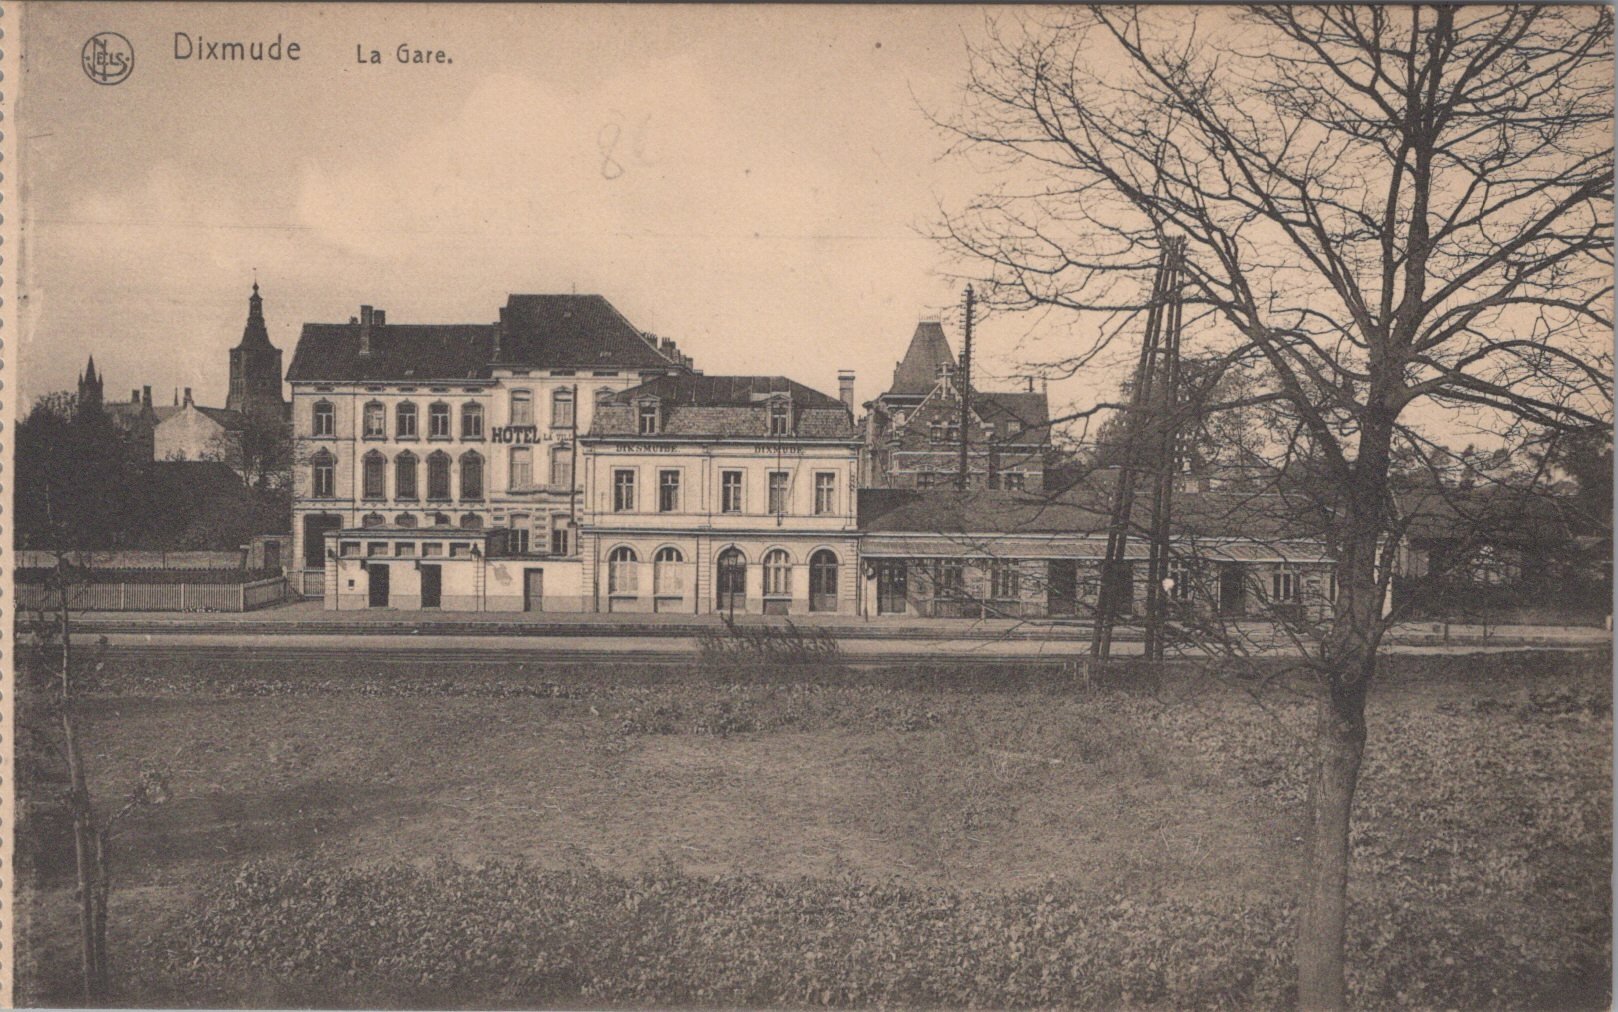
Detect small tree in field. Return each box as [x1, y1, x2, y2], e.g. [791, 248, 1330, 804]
[935, 7, 1612, 1006]
[16, 393, 169, 1000]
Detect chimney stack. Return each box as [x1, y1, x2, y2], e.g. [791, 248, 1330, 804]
[131, 389, 140, 403]
[183, 387, 193, 407]
[142, 386, 152, 407]
[373, 309, 385, 325]
[359, 305, 373, 356]
[838, 370, 855, 412]
[495, 307, 507, 361]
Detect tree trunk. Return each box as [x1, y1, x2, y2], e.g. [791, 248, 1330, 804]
[1297, 685, 1367, 1010]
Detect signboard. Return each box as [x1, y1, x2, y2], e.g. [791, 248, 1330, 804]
[491, 426, 554, 445]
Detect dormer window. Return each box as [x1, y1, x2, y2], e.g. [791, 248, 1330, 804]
[769, 398, 790, 436]
[638, 400, 659, 436]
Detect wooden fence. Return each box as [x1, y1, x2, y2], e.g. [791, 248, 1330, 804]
[16, 575, 288, 613]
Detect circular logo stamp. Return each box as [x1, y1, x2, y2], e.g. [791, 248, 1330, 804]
[82, 32, 134, 86]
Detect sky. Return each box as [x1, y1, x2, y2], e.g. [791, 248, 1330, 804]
[19, 3, 1099, 415]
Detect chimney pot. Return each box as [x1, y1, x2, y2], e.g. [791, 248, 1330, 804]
[142, 386, 152, 407]
[837, 370, 856, 412]
[132, 389, 140, 403]
[359, 305, 373, 356]
[373, 309, 385, 325]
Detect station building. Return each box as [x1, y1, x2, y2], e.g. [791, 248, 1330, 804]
[578, 374, 863, 615]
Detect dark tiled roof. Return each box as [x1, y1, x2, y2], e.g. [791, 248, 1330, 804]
[286, 323, 496, 383]
[193, 406, 247, 430]
[977, 392, 1050, 434]
[888, 321, 955, 397]
[590, 374, 856, 439]
[1396, 485, 1574, 544]
[498, 294, 680, 370]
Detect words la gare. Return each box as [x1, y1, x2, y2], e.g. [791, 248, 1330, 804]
[356, 43, 452, 65]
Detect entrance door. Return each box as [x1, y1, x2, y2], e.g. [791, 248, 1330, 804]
[876, 561, 908, 615]
[1047, 560, 1077, 616]
[368, 563, 391, 608]
[420, 564, 442, 609]
[809, 550, 839, 612]
[524, 569, 544, 612]
[304, 514, 342, 569]
[1218, 563, 1246, 616]
[715, 548, 746, 614]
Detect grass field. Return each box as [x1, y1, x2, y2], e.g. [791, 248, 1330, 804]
[15, 649, 1612, 1008]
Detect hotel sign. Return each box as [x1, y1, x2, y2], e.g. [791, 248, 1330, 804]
[491, 426, 555, 445]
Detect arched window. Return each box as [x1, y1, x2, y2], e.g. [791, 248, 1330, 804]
[312, 400, 335, 438]
[362, 450, 387, 500]
[763, 549, 792, 597]
[654, 546, 684, 596]
[461, 402, 484, 440]
[551, 388, 575, 429]
[460, 513, 483, 530]
[459, 451, 484, 500]
[809, 549, 839, 612]
[361, 512, 385, 528]
[311, 449, 336, 498]
[363, 401, 387, 439]
[427, 451, 452, 500]
[715, 547, 746, 612]
[395, 451, 418, 500]
[396, 402, 418, 439]
[608, 546, 638, 595]
[395, 513, 418, 528]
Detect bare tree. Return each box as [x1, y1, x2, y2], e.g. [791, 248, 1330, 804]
[935, 7, 1612, 1006]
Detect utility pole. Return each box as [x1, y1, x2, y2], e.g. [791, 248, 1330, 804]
[1090, 237, 1186, 662]
[957, 284, 974, 491]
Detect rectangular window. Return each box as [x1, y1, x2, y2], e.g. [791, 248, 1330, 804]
[550, 515, 572, 556]
[1271, 570, 1300, 602]
[313, 402, 335, 437]
[613, 469, 636, 512]
[510, 390, 534, 426]
[1167, 563, 1194, 601]
[551, 389, 575, 429]
[658, 470, 681, 513]
[461, 403, 484, 440]
[917, 472, 936, 490]
[395, 542, 417, 557]
[721, 470, 744, 513]
[421, 542, 444, 557]
[363, 403, 386, 439]
[768, 471, 788, 514]
[509, 516, 531, 555]
[550, 444, 573, 488]
[813, 472, 836, 516]
[1003, 472, 1026, 491]
[638, 402, 658, 435]
[769, 400, 790, 435]
[340, 541, 361, 557]
[449, 542, 472, 559]
[510, 447, 532, 490]
[366, 542, 388, 557]
[396, 403, 418, 439]
[429, 403, 451, 438]
[991, 562, 1020, 599]
[934, 561, 964, 596]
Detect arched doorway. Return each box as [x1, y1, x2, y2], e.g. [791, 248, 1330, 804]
[715, 547, 746, 615]
[809, 549, 839, 612]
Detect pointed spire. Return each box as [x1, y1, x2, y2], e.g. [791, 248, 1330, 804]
[84, 354, 98, 382]
[237, 278, 273, 349]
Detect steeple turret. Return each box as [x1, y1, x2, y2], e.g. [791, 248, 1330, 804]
[227, 279, 286, 422]
[77, 354, 105, 415]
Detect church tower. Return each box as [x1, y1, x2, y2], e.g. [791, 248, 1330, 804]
[227, 281, 285, 424]
[77, 354, 105, 416]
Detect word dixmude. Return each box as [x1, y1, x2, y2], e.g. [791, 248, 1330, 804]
[173, 32, 301, 61]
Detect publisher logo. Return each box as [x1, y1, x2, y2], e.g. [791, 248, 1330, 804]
[82, 32, 134, 85]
